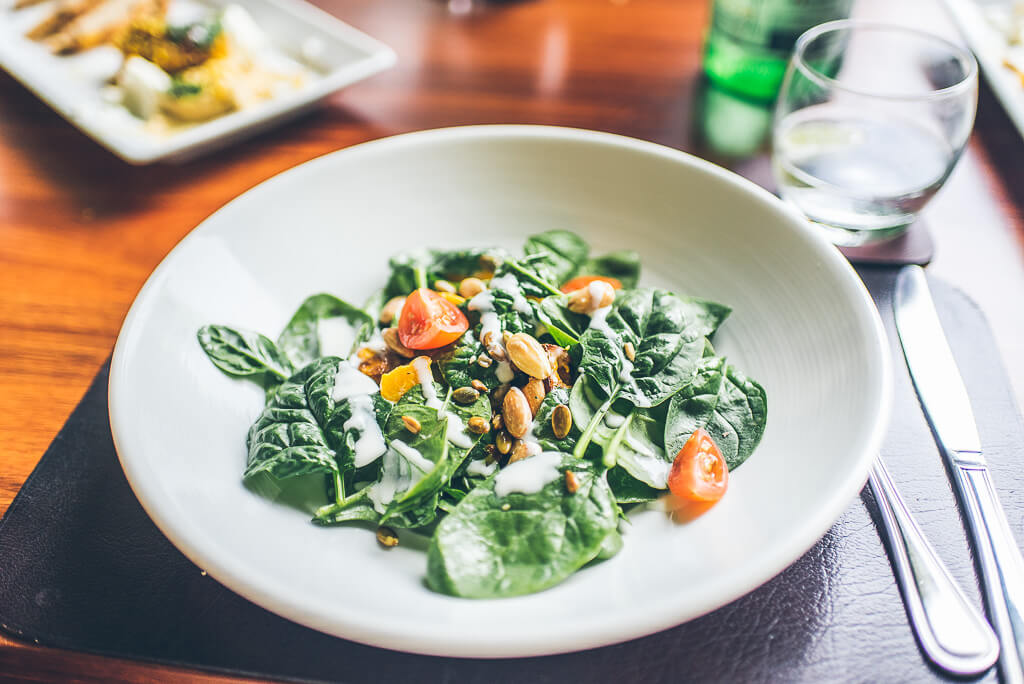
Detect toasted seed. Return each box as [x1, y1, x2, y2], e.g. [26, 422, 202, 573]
[567, 281, 616, 314]
[458, 277, 487, 298]
[382, 327, 415, 358]
[376, 526, 399, 547]
[402, 415, 422, 434]
[506, 333, 553, 379]
[453, 386, 480, 404]
[500, 502, 511, 511]
[508, 440, 531, 464]
[551, 404, 572, 439]
[491, 413, 505, 430]
[434, 279, 456, 294]
[467, 416, 489, 434]
[471, 379, 489, 393]
[379, 296, 406, 325]
[495, 430, 513, 454]
[503, 387, 532, 438]
[477, 354, 493, 368]
[543, 343, 573, 388]
[623, 341, 636, 362]
[565, 470, 579, 494]
[502, 331, 513, 346]
[479, 254, 500, 272]
[523, 377, 546, 416]
[481, 331, 507, 361]
[491, 383, 510, 406]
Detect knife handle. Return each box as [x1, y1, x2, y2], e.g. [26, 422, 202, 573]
[954, 460, 1024, 684]
[869, 459, 999, 675]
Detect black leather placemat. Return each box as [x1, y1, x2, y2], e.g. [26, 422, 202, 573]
[1, 267, 1020, 683]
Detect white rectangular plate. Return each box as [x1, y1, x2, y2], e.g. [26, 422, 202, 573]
[0, 0, 395, 164]
[941, 0, 1024, 141]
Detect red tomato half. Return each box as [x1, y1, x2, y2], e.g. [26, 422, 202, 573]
[560, 275, 623, 294]
[667, 428, 728, 503]
[398, 288, 469, 350]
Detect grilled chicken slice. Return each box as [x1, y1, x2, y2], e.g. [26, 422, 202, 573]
[44, 0, 167, 54]
[25, 0, 103, 40]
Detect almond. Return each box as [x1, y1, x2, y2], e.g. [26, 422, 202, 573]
[506, 333, 552, 379]
[567, 281, 615, 314]
[379, 296, 405, 325]
[502, 386, 532, 438]
[458, 277, 487, 298]
[523, 378, 546, 416]
[382, 327, 415, 358]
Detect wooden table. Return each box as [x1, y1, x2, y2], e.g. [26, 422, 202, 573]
[1, 0, 1021, 680]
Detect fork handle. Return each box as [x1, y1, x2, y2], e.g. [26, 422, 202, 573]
[869, 458, 999, 675]
[953, 461, 1024, 684]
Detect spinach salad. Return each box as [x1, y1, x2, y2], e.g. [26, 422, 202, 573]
[197, 230, 767, 599]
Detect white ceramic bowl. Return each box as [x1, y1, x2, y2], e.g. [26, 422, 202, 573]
[109, 125, 891, 657]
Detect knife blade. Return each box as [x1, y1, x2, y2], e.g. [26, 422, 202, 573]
[895, 265, 1024, 684]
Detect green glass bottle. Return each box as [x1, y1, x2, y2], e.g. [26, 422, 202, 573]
[703, 0, 853, 101]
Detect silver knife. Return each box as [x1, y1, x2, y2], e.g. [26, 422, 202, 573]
[895, 264, 1024, 684]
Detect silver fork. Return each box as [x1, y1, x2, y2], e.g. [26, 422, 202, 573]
[868, 455, 999, 675]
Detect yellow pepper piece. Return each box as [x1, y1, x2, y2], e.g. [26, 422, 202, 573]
[379, 359, 429, 402]
[440, 291, 466, 307]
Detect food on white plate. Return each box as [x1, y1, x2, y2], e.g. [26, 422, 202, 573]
[984, 0, 1024, 83]
[18, 1, 310, 125]
[196, 230, 768, 599]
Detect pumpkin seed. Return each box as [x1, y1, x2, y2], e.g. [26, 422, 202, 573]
[401, 415, 422, 434]
[376, 526, 399, 547]
[434, 279, 456, 294]
[458, 277, 487, 298]
[564, 470, 579, 494]
[495, 430, 513, 454]
[623, 341, 636, 362]
[471, 379, 488, 393]
[467, 416, 489, 434]
[452, 386, 480, 404]
[551, 404, 572, 439]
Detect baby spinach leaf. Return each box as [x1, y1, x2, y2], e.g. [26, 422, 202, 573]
[437, 333, 501, 391]
[536, 295, 588, 346]
[580, 250, 641, 289]
[277, 294, 374, 369]
[578, 289, 709, 409]
[313, 488, 381, 525]
[372, 383, 490, 529]
[429, 248, 504, 283]
[495, 255, 563, 298]
[244, 358, 338, 483]
[606, 467, 662, 504]
[426, 455, 619, 598]
[530, 387, 578, 452]
[385, 249, 431, 298]
[524, 230, 590, 286]
[197, 324, 293, 381]
[664, 356, 767, 471]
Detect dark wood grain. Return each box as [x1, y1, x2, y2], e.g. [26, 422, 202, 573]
[0, 0, 1022, 680]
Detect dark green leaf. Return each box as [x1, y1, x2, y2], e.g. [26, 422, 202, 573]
[277, 294, 374, 369]
[197, 324, 292, 381]
[580, 251, 641, 289]
[524, 230, 590, 287]
[664, 357, 767, 470]
[426, 455, 619, 598]
[530, 387, 577, 452]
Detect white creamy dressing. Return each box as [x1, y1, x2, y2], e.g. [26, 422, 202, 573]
[444, 412, 475, 449]
[604, 413, 626, 428]
[361, 330, 387, 354]
[367, 448, 406, 513]
[624, 437, 671, 488]
[318, 317, 358, 358]
[332, 362, 379, 401]
[489, 274, 533, 316]
[495, 362, 515, 383]
[411, 357, 443, 410]
[344, 394, 387, 467]
[586, 281, 612, 313]
[588, 305, 614, 334]
[331, 362, 387, 467]
[494, 451, 564, 497]
[391, 439, 435, 475]
[466, 459, 498, 477]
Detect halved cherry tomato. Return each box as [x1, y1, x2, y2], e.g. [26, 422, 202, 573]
[397, 288, 469, 350]
[560, 275, 623, 293]
[667, 428, 728, 503]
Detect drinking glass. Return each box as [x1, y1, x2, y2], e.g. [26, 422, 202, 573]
[772, 21, 978, 246]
